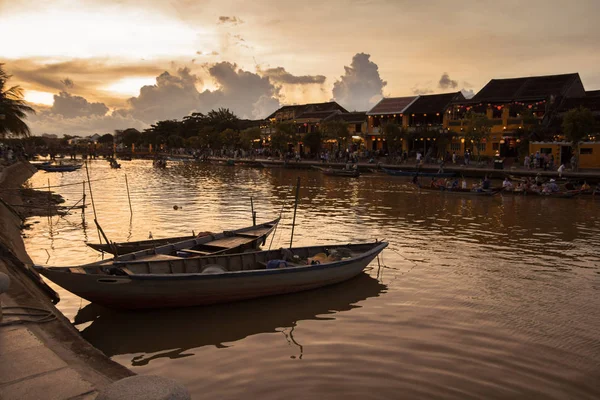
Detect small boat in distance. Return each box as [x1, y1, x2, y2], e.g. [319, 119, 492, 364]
[313, 166, 360, 177]
[416, 185, 503, 196]
[382, 168, 455, 178]
[34, 241, 388, 309]
[37, 164, 83, 172]
[86, 218, 280, 255]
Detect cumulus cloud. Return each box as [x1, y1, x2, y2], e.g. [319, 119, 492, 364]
[198, 62, 280, 119]
[60, 78, 74, 89]
[50, 91, 109, 118]
[260, 67, 326, 85]
[461, 88, 475, 99]
[218, 16, 243, 25]
[117, 67, 202, 123]
[411, 85, 434, 95]
[438, 73, 458, 90]
[332, 53, 386, 111]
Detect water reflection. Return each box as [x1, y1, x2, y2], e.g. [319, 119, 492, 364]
[76, 273, 386, 366]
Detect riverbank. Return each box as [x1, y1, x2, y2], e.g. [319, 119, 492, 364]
[207, 157, 600, 183]
[0, 161, 133, 399]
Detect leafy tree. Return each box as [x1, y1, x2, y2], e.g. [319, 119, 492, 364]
[321, 120, 349, 149]
[220, 128, 240, 149]
[167, 134, 184, 149]
[240, 127, 262, 150]
[270, 122, 295, 153]
[303, 130, 322, 155]
[0, 64, 35, 138]
[121, 128, 141, 147]
[562, 107, 595, 170]
[383, 123, 403, 154]
[208, 108, 239, 133]
[98, 133, 114, 144]
[464, 112, 492, 161]
[186, 136, 202, 149]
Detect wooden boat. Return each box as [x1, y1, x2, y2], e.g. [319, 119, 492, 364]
[313, 166, 360, 177]
[416, 185, 503, 196]
[502, 188, 581, 198]
[86, 218, 280, 255]
[153, 159, 167, 168]
[34, 241, 388, 309]
[382, 168, 455, 178]
[37, 164, 83, 172]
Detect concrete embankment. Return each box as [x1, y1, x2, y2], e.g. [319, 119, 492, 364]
[0, 161, 134, 399]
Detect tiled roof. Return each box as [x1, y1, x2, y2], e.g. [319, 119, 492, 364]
[296, 110, 341, 120]
[324, 111, 366, 123]
[367, 96, 418, 115]
[558, 90, 600, 112]
[266, 101, 348, 119]
[404, 92, 464, 114]
[465, 73, 582, 104]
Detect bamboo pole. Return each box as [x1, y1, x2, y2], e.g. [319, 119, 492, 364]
[125, 174, 133, 218]
[85, 162, 102, 243]
[289, 177, 300, 248]
[250, 197, 256, 226]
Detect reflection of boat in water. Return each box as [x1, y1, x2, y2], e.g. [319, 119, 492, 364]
[75, 273, 386, 366]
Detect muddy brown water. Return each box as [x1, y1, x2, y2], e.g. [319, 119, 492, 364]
[23, 160, 600, 399]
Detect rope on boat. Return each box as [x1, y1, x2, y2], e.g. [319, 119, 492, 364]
[384, 248, 422, 275]
[0, 306, 57, 326]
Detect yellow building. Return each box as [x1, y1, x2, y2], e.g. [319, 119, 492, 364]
[366, 92, 463, 155]
[446, 73, 586, 158]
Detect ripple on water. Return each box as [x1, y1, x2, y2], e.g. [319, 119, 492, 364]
[22, 161, 600, 400]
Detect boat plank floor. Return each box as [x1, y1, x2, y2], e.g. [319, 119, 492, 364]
[205, 236, 254, 247]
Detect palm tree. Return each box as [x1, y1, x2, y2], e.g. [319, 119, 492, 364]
[0, 64, 35, 138]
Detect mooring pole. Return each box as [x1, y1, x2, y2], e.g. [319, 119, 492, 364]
[250, 197, 256, 226]
[85, 162, 102, 243]
[125, 174, 133, 218]
[289, 177, 300, 248]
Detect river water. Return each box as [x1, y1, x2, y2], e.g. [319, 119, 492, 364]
[23, 159, 600, 399]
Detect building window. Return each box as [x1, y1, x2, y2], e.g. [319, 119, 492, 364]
[580, 148, 593, 155]
[355, 123, 362, 133]
[451, 143, 461, 152]
[477, 143, 487, 153]
[492, 143, 499, 150]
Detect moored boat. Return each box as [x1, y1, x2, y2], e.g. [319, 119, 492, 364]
[34, 241, 388, 309]
[37, 164, 83, 172]
[382, 168, 455, 178]
[86, 218, 280, 255]
[416, 185, 503, 196]
[313, 166, 360, 177]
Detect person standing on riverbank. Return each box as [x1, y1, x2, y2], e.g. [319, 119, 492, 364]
[558, 163, 566, 178]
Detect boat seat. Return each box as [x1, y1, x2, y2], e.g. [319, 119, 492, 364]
[180, 249, 212, 256]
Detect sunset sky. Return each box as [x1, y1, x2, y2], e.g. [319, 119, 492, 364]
[2, 0, 599, 135]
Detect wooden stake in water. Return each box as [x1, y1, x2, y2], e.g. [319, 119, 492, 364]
[125, 174, 133, 218]
[289, 177, 300, 248]
[85, 162, 102, 243]
[250, 197, 256, 226]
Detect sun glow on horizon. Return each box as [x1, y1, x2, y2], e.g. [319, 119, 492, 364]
[104, 77, 157, 96]
[24, 90, 55, 106]
[0, 8, 212, 60]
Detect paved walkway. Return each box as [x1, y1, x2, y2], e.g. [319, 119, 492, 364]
[0, 161, 133, 399]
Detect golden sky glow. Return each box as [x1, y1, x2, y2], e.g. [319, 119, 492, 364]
[2, 0, 600, 135]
